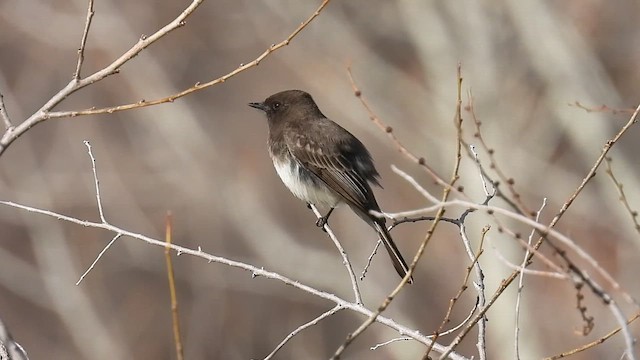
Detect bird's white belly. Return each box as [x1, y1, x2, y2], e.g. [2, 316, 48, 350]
[273, 158, 340, 207]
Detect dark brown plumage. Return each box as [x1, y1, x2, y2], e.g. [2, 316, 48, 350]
[249, 90, 412, 283]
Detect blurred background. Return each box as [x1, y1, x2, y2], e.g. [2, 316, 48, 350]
[1, 0, 639, 359]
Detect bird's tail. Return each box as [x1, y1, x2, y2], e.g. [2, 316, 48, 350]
[372, 221, 413, 284]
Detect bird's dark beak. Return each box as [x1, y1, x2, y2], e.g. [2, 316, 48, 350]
[248, 102, 268, 112]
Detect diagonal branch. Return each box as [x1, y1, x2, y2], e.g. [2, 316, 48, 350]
[263, 305, 343, 360]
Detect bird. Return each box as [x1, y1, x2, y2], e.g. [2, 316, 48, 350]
[249, 89, 412, 283]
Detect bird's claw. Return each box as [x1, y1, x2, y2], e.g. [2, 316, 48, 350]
[316, 216, 328, 228]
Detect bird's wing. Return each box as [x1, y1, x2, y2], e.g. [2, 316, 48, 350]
[285, 131, 375, 210]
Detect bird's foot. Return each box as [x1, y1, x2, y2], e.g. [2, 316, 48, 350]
[316, 216, 328, 228]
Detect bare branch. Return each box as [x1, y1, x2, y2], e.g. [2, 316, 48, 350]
[459, 222, 487, 360]
[604, 157, 640, 235]
[469, 145, 495, 197]
[0, 93, 12, 130]
[0, 93, 13, 133]
[544, 312, 640, 359]
[0, 196, 465, 358]
[334, 63, 466, 360]
[263, 305, 343, 360]
[0, 0, 333, 156]
[515, 198, 547, 359]
[463, 92, 532, 215]
[389, 166, 636, 305]
[0, 0, 204, 155]
[76, 233, 121, 285]
[570, 101, 636, 115]
[489, 239, 567, 280]
[164, 213, 184, 360]
[309, 204, 363, 305]
[546, 103, 640, 234]
[73, 0, 95, 80]
[389, 165, 638, 359]
[360, 239, 382, 281]
[370, 337, 411, 351]
[346, 65, 449, 189]
[84, 141, 106, 223]
[0, 138, 464, 359]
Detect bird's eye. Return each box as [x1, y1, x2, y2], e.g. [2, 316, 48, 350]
[272, 102, 282, 111]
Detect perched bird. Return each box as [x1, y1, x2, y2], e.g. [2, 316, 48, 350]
[249, 90, 412, 283]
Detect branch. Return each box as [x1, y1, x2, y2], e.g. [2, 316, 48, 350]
[544, 312, 640, 359]
[333, 64, 466, 360]
[0, 93, 12, 130]
[435, 102, 640, 358]
[263, 305, 343, 360]
[389, 166, 637, 360]
[164, 213, 184, 360]
[73, 0, 95, 80]
[0, 197, 465, 358]
[515, 198, 547, 359]
[604, 157, 640, 235]
[0, 141, 464, 359]
[346, 65, 449, 189]
[0, 0, 332, 156]
[309, 204, 363, 305]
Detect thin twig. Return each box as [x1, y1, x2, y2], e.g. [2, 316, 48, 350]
[515, 198, 547, 359]
[370, 337, 412, 351]
[489, 239, 567, 280]
[346, 65, 450, 189]
[469, 145, 495, 197]
[604, 157, 640, 234]
[460, 224, 487, 360]
[0, 93, 12, 130]
[84, 141, 106, 223]
[360, 239, 381, 281]
[309, 205, 363, 305]
[495, 225, 568, 276]
[263, 305, 343, 360]
[425, 226, 486, 360]
[464, 92, 531, 215]
[165, 212, 184, 360]
[73, 0, 95, 80]
[76, 233, 121, 285]
[570, 101, 636, 115]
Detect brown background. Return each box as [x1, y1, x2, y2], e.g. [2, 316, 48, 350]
[0, 0, 639, 359]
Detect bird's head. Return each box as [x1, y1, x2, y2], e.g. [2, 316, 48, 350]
[249, 90, 323, 123]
